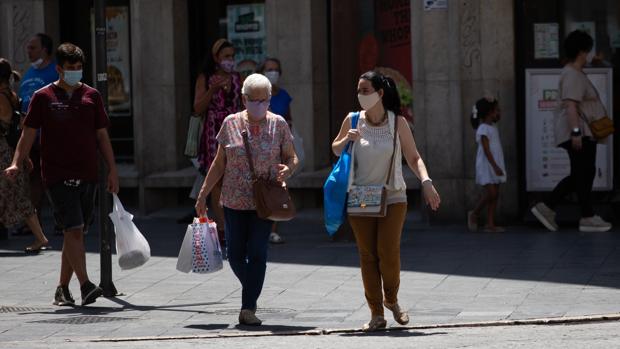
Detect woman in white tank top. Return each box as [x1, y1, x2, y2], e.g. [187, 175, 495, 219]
[331, 71, 440, 331]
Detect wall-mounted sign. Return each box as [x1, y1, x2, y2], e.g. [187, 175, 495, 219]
[534, 23, 559, 59]
[227, 4, 266, 78]
[424, 0, 447, 11]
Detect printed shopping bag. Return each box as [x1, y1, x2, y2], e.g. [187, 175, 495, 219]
[190, 218, 223, 274]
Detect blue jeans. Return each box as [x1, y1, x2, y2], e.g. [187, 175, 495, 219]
[223, 207, 272, 310]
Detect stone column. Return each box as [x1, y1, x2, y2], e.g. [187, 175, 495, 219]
[130, 0, 190, 210]
[411, 0, 517, 221]
[0, 0, 59, 75]
[265, 0, 330, 171]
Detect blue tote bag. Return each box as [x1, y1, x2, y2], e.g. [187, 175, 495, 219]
[323, 112, 360, 236]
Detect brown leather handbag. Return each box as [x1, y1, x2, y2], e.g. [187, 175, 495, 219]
[242, 130, 296, 221]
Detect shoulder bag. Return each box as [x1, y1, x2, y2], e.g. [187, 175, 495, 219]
[347, 114, 399, 217]
[241, 129, 296, 221]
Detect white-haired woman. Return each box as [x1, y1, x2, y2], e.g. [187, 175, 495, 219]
[196, 74, 298, 326]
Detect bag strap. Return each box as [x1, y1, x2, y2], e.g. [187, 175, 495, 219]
[343, 112, 360, 154]
[241, 129, 258, 180]
[385, 113, 399, 187]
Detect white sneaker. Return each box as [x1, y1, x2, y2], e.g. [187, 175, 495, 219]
[579, 215, 612, 232]
[531, 202, 558, 232]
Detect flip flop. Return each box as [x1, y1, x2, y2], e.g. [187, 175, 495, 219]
[24, 242, 50, 254]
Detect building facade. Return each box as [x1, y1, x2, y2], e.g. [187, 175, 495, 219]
[1, 0, 618, 221]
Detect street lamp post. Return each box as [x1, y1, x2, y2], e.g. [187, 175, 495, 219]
[94, 0, 117, 297]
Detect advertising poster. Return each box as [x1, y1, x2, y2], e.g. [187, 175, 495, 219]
[106, 6, 131, 116]
[534, 23, 559, 59]
[227, 4, 266, 78]
[525, 68, 614, 191]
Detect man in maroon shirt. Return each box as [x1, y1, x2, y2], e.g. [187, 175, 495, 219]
[4, 43, 119, 306]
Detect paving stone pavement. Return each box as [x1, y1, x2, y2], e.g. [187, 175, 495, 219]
[1, 207, 619, 345]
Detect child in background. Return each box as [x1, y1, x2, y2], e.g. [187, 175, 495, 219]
[468, 97, 506, 232]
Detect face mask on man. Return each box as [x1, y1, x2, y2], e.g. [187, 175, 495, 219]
[31, 58, 44, 68]
[219, 59, 235, 73]
[586, 51, 595, 64]
[264, 71, 280, 86]
[357, 92, 381, 111]
[245, 98, 271, 120]
[63, 70, 83, 87]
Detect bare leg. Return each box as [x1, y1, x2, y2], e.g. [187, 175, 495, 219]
[24, 213, 48, 250]
[61, 228, 89, 286]
[59, 242, 74, 286]
[485, 184, 499, 229]
[472, 185, 493, 218]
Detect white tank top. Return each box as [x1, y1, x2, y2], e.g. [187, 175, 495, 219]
[351, 112, 406, 205]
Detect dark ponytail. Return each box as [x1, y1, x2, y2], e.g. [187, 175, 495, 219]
[360, 71, 401, 115]
[470, 97, 498, 130]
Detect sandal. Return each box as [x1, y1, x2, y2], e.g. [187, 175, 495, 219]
[362, 315, 387, 332]
[269, 232, 285, 244]
[384, 302, 410, 325]
[25, 240, 50, 254]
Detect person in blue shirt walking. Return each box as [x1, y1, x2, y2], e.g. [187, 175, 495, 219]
[19, 33, 59, 113]
[17, 33, 59, 237]
[258, 57, 293, 244]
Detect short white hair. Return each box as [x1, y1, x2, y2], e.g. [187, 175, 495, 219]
[242, 73, 272, 96]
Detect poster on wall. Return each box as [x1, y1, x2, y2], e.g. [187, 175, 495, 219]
[227, 4, 266, 78]
[90, 6, 132, 117]
[534, 23, 559, 59]
[359, 0, 413, 122]
[525, 68, 614, 191]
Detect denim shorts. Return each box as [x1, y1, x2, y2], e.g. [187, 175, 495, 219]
[46, 180, 97, 232]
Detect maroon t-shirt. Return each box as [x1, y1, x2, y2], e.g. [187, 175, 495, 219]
[24, 83, 110, 186]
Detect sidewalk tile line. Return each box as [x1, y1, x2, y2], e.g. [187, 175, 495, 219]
[83, 312, 620, 343]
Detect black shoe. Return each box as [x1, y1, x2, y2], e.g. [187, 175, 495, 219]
[80, 281, 103, 306]
[53, 285, 75, 306]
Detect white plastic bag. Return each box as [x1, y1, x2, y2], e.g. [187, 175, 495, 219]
[109, 194, 151, 270]
[291, 126, 305, 174]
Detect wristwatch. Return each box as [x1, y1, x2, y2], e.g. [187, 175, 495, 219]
[571, 127, 582, 137]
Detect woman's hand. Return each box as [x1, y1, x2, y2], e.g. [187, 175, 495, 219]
[210, 76, 230, 92]
[276, 164, 291, 182]
[346, 129, 360, 142]
[195, 195, 208, 218]
[493, 165, 505, 177]
[422, 181, 441, 211]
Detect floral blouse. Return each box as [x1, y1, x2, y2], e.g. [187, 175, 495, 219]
[216, 112, 293, 210]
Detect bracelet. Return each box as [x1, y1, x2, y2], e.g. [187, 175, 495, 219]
[421, 178, 433, 186]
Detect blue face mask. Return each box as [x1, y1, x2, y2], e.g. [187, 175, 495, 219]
[63, 70, 83, 86]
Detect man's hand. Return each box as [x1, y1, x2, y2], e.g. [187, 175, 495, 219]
[3, 164, 21, 181]
[107, 169, 119, 193]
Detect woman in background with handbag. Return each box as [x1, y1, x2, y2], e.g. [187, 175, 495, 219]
[195, 74, 298, 326]
[531, 30, 613, 233]
[331, 71, 440, 331]
[187, 39, 242, 246]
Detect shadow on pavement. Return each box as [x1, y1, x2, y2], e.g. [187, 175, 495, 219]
[2, 207, 620, 290]
[339, 330, 446, 338]
[185, 324, 230, 331]
[233, 324, 317, 332]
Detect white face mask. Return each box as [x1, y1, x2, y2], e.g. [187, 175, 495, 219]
[586, 51, 595, 64]
[264, 71, 280, 86]
[357, 92, 381, 111]
[31, 58, 43, 68]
